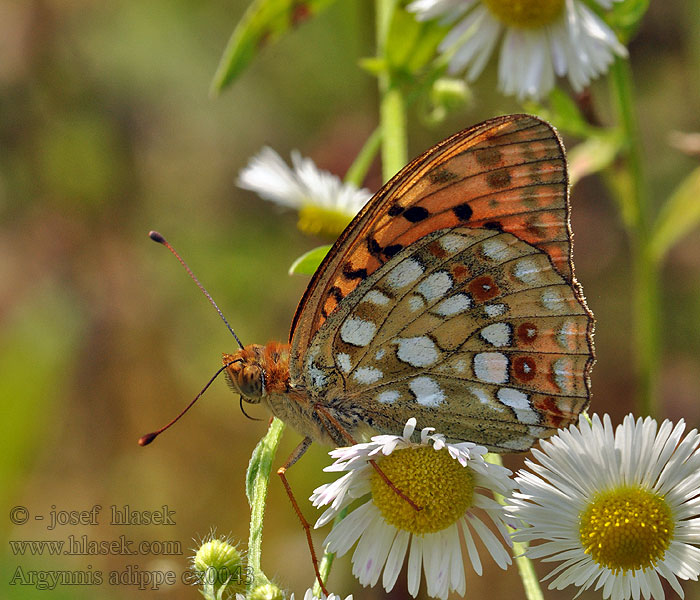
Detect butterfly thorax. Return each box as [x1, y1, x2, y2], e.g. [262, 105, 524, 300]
[223, 342, 338, 445]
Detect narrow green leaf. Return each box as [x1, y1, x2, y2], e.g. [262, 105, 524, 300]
[568, 131, 623, 186]
[211, 0, 337, 93]
[650, 166, 700, 262]
[288, 245, 331, 275]
[604, 0, 650, 43]
[358, 56, 387, 76]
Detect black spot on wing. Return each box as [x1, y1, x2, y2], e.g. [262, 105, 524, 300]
[342, 263, 368, 280]
[453, 202, 473, 221]
[329, 286, 344, 302]
[388, 203, 404, 217]
[403, 206, 430, 222]
[383, 244, 403, 258]
[367, 237, 382, 256]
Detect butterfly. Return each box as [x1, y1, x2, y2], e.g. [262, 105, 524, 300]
[224, 113, 595, 454]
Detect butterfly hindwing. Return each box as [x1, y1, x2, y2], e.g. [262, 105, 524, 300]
[301, 227, 592, 451]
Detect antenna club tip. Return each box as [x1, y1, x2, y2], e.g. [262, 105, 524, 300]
[149, 231, 167, 244]
[138, 432, 158, 446]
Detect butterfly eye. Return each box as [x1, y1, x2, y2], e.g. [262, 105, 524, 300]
[238, 365, 265, 401]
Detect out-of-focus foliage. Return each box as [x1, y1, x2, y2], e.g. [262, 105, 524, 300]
[212, 0, 338, 92]
[1, 1, 699, 599]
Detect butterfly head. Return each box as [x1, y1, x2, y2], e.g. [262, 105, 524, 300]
[223, 342, 290, 404]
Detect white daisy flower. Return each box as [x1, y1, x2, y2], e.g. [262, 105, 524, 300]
[508, 413, 700, 600]
[237, 147, 371, 236]
[311, 418, 515, 600]
[408, 0, 628, 100]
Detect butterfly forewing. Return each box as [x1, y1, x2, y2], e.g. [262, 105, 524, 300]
[289, 114, 594, 451]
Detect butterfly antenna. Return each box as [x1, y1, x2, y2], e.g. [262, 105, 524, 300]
[138, 360, 240, 445]
[149, 230, 244, 350]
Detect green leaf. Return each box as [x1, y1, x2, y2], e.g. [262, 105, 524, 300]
[385, 6, 448, 77]
[604, 0, 650, 43]
[358, 56, 388, 76]
[526, 89, 599, 139]
[288, 245, 331, 275]
[650, 166, 700, 263]
[211, 0, 337, 93]
[568, 131, 623, 186]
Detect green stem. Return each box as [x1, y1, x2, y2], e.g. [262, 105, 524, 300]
[344, 126, 382, 188]
[311, 507, 349, 598]
[511, 538, 544, 600]
[246, 417, 286, 589]
[376, 0, 407, 181]
[609, 57, 658, 418]
[485, 454, 544, 600]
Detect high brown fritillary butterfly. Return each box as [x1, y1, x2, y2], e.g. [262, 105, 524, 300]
[223, 114, 595, 453]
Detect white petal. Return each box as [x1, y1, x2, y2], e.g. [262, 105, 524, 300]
[382, 529, 410, 592]
[407, 535, 423, 597]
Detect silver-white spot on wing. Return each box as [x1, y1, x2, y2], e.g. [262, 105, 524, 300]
[386, 258, 424, 289]
[513, 257, 543, 285]
[408, 295, 426, 312]
[485, 303, 507, 317]
[496, 388, 538, 425]
[433, 293, 472, 316]
[481, 237, 515, 262]
[337, 352, 352, 373]
[340, 317, 377, 347]
[439, 233, 470, 254]
[393, 336, 440, 367]
[557, 320, 578, 352]
[473, 352, 509, 384]
[409, 377, 445, 407]
[541, 288, 565, 312]
[353, 366, 384, 385]
[416, 271, 452, 302]
[377, 390, 400, 404]
[479, 322, 512, 348]
[363, 289, 391, 306]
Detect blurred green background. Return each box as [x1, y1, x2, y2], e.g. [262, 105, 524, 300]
[1, 1, 699, 599]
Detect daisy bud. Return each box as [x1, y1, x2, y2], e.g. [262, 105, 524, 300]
[192, 534, 246, 597]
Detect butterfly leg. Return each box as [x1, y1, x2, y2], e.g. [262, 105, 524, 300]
[313, 405, 422, 512]
[277, 436, 329, 597]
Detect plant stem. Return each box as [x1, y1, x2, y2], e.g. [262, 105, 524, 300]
[311, 507, 349, 598]
[485, 454, 544, 600]
[609, 57, 659, 418]
[344, 126, 382, 187]
[246, 417, 285, 588]
[376, 0, 407, 181]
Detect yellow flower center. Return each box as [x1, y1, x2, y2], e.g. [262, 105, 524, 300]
[482, 0, 565, 29]
[370, 445, 475, 534]
[579, 487, 674, 574]
[297, 204, 353, 237]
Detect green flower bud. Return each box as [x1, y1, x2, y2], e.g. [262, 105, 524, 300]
[192, 534, 246, 598]
[248, 581, 285, 600]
